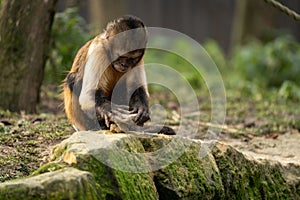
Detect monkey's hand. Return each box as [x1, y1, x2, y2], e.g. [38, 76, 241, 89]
[130, 102, 150, 126]
[96, 101, 131, 128]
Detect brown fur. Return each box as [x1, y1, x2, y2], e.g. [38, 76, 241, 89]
[63, 40, 92, 128]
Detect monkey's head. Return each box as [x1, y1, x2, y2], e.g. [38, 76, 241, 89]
[104, 15, 148, 73]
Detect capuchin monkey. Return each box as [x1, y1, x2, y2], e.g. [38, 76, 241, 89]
[63, 15, 175, 135]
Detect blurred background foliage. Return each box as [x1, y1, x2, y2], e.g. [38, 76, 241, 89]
[45, 8, 90, 83]
[231, 35, 300, 88]
[44, 7, 300, 102]
[145, 42, 204, 93]
[205, 35, 300, 101]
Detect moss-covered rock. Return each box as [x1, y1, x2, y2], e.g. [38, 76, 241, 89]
[0, 168, 99, 200]
[52, 131, 158, 200]
[143, 137, 225, 199]
[0, 131, 299, 199]
[212, 142, 299, 199]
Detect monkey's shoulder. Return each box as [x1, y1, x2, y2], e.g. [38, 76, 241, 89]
[70, 40, 94, 73]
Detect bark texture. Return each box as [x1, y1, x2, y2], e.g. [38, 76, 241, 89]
[0, 0, 58, 113]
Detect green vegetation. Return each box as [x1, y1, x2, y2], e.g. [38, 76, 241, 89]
[45, 8, 90, 83]
[205, 35, 300, 101]
[230, 36, 300, 91]
[203, 36, 300, 136]
[0, 110, 72, 182]
[145, 39, 205, 91]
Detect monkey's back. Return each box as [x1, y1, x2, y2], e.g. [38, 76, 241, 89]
[63, 40, 92, 129]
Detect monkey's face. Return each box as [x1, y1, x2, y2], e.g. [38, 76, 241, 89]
[111, 49, 144, 73]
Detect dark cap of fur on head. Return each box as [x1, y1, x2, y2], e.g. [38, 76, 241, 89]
[117, 15, 145, 28]
[106, 15, 146, 36]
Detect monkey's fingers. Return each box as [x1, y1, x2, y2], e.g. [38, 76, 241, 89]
[134, 109, 144, 125]
[112, 110, 136, 121]
[96, 107, 104, 118]
[134, 109, 150, 126]
[104, 114, 111, 128]
[159, 126, 176, 135]
[130, 107, 138, 114]
[114, 107, 131, 115]
[115, 104, 130, 111]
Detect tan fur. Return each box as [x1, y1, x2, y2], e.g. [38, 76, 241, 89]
[99, 64, 125, 97]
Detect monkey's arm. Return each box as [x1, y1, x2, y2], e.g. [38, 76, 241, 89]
[129, 87, 150, 126]
[126, 63, 150, 126]
[79, 40, 109, 112]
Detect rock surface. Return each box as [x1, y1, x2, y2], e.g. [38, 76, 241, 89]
[0, 168, 98, 200]
[0, 131, 299, 199]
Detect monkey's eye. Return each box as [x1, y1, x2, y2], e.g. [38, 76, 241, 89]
[130, 56, 141, 63]
[118, 56, 135, 62]
[126, 58, 137, 65]
[115, 56, 127, 63]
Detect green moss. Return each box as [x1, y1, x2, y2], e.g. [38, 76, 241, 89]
[31, 162, 65, 176]
[0, 168, 99, 200]
[51, 142, 69, 161]
[213, 144, 293, 199]
[72, 153, 157, 200]
[66, 134, 158, 200]
[0, 109, 72, 182]
[149, 138, 224, 199]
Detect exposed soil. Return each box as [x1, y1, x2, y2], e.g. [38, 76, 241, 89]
[223, 131, 300, 164]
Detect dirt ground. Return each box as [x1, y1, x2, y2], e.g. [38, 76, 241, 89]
[222, 131, 300, 164]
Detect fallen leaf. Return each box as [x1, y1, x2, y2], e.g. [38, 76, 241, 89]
[266, 133, 279, 139]
[63, 151, 77, 165]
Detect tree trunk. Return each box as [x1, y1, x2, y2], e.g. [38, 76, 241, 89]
[230, 0, 247, 52]
[0, 0, 58, 113]
[89, 0, 125, 34]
